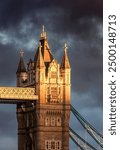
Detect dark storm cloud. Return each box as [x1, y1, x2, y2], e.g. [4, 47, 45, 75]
[0, 0, 103, 102]
[0, 44, 17, 85]
[0, 43, 35, 86]
[0, 0, 102, 29]
[0, 0, 102, 149]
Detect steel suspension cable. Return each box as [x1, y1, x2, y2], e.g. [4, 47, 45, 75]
[71, 105, 103, 148]
[69, 127, 97, 150]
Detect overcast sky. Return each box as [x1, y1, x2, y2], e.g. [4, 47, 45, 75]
[0, 0, 103, 149]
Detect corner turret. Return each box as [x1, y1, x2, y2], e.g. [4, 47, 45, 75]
[60, 43, 70, 69]
[60, 43, 71, 103]
[16, 50, 27, 86]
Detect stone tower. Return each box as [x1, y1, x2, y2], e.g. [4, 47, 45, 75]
[16, 26, 71, 150]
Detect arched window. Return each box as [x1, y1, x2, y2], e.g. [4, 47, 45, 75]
[51, 141, 55, 149]
[56, 141, 61, 150]
[45, 140, 61, 150]
[45, 117, 50, 126]
[51, 87, 57, 100]
[45, 140, 50, 150]
[50, 66, 57, 78]
[57, 117, 61, 126]
[51, 117, 55, 126]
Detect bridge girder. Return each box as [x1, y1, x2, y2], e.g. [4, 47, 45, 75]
[0, 87, 38, 104]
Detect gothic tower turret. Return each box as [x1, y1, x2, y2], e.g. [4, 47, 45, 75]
[16, 26, 71, 150]
[60, 43, 71, 104]
[16, 50, 27, 87]
[34, 27, 71, 150]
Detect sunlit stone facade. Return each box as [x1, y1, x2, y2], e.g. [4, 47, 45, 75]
[16, 26, 71, 150]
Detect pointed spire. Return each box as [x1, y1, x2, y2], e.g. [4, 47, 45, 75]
[42, 25, 45, 32]
[20, 50, 24, 57]
[64, 43, 67, 54]
[16, 50, 26, 73]
[37, 42, 45, 68]
[60, 43, 70, 69]
[38, 25, 53, 63]
[40, 25, 46, 39]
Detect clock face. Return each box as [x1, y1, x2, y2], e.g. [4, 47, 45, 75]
[51, 66, 56, 71]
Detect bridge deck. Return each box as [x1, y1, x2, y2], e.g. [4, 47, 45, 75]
[0, 87, 38, 104]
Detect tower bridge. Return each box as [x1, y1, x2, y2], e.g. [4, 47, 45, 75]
[0, 26, 102, 150]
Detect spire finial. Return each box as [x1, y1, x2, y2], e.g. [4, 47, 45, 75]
[40, 25, 46, 39]
[20, 49, 24, 57]
[64, 43, 67, 53]
[42, 25, 45, 32]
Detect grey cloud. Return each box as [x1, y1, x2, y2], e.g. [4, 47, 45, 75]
[0, 0, 102, 29]
[0, 0, 102, 149]
[0, 136, 17, 150]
